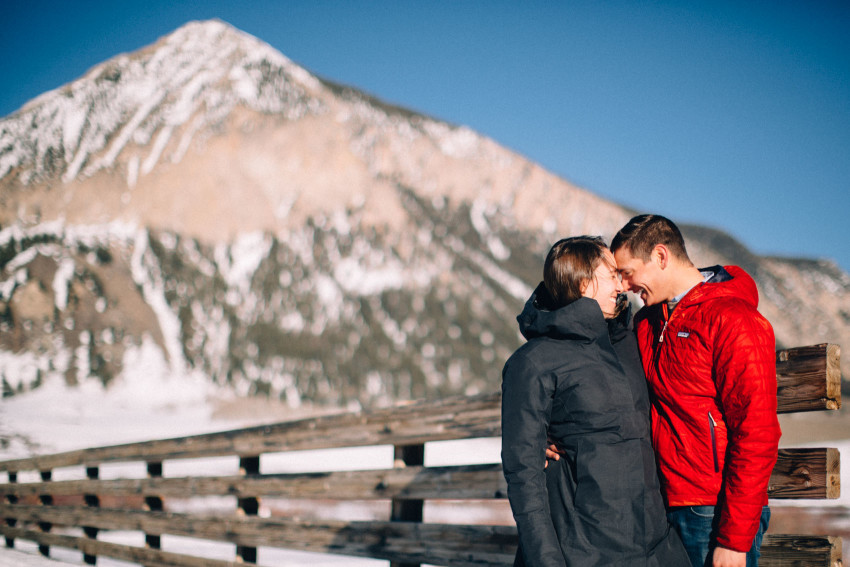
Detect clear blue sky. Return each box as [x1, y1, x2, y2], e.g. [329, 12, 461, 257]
[3, 1, 849, 272]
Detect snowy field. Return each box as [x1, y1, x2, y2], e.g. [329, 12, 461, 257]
[0, 370, 847, 566]
[0, 371, 505, 566]
[0, 546, 77, 567]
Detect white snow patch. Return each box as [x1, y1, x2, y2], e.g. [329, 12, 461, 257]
[470, 198, 510, 261]
[191, 301, 231, 379]
[279, 311, 306, 332]
[126, 154, 140, 187]
[130, 229, 187, 375]
[0, 349, 59, 393]
[333, 257, 405, 296]
[330, 209, 352, 236]
[181, 237, 217, 277]
[214, 231, 271, 293]
[53, 257, 76, 310]
[315, 274, 343, 321]
[0, 269, 27, 302]
[63, 220, 138, 248]
[229, 65, 258, 100]
[61, 105, 87, 158]
[172, 113, 205, 164]
[487, 236, 511, 261]
[141, 125, 174, 175]
[424, 122, 480, 158]
[3, 247, 39, 272]
[0, 546, 81, 567]
[74, 332, 91, 384]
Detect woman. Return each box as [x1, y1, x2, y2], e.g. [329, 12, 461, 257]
[501, 236, 688, 566]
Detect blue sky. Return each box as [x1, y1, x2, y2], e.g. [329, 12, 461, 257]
[3, 1, 849, 272]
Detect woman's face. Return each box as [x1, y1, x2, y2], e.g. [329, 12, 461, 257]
[582, 249, 624, 318]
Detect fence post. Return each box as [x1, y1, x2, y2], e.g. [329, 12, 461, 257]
[3, 472, 17, 548]
[391, 444, 424, 567]
[83, 466, 99, 565]
[144, 461, 163, 565]
[236, 455, 260, 564]
[38, 470, 53, 557]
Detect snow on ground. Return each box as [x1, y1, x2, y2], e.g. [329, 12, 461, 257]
[0, 545, 77, 567]
[0, 368, 506, 566]
[0, 346, 226, 459]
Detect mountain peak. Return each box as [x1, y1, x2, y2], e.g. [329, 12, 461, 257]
[0, 18, 322, 188]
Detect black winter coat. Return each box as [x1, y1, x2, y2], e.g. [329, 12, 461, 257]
[501, 285, 689, 566]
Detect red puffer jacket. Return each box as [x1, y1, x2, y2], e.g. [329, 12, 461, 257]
[634, 265, 781, 553]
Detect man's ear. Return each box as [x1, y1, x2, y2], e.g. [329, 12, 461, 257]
[652, 244, 670, 269]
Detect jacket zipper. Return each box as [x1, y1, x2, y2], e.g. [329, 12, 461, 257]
[651, 303, 670, 380]
[708, 411, 720, 473]
[659, 303, 670, 344]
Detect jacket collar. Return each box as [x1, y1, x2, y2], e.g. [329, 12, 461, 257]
[517, 282, 611, 342]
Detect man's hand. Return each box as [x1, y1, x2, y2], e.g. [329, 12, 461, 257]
[712, 546, 746, 567]
[544, 440, 565, 468]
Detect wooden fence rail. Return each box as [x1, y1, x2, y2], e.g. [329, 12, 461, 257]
[0, 343, 842, 566]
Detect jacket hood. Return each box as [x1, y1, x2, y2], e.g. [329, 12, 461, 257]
[517, 282, 613, 342]
[683, 265, 760, 309]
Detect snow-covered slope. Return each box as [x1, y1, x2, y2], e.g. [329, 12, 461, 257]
[0, 20, 321, 186]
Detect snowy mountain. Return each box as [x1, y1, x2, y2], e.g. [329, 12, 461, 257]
[1, 19, 848, 421]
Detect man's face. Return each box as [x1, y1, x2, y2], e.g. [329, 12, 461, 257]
[613, 247, 665, 306]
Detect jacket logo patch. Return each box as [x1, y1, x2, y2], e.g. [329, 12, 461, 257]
[677, 331, 690, 338]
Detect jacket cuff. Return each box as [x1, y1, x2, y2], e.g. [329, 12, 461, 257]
[714, 533, 753, 554]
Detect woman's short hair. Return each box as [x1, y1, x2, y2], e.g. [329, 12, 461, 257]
[543, 235, 610, 309]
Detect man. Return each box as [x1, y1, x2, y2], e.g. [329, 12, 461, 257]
[610, 214, 781, 567]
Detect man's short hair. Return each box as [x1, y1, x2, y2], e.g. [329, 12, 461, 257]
[610, 214, 691, 262]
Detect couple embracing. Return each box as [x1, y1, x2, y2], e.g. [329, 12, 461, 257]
[501, 214, 780, 567]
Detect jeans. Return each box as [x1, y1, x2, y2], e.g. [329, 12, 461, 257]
[666, 505, 770, 567]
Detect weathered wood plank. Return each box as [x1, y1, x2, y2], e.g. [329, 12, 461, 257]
[0, 510, 840, 567]
[0, 465, 505, 500]
[1, 448, 837, 501]
[760, 534, 842, 567]
[0, 525, 240, 567]
[777, 344, 842, 413]
[768, 448, 841, 500]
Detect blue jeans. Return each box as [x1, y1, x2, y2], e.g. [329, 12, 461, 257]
[666, 505, 770, 567]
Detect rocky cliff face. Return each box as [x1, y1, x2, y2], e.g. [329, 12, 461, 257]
[1, 20, 847, 405]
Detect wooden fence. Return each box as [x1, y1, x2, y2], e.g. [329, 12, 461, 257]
[0, 343, 842, 566]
